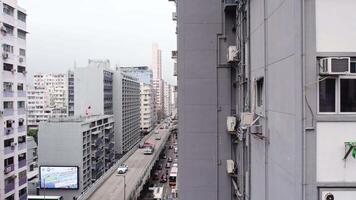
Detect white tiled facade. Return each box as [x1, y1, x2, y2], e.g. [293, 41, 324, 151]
[0, 0, 28, 199]
[27, 73, 68, 127]
[163, 81, 172, 117]
[140, 83, 154, 133]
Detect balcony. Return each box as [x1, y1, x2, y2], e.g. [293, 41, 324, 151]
[4, 146, 14, 155]
[4, 179, 15, 194]
[4, 127, 14, 136]
[4, 164, 14, 174]
[3, 90, 14, 97]
[19, 175, 26, 186]
[19, 159, 26, 168]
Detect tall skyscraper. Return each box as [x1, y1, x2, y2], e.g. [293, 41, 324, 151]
[151, 43, 162, 80]
[0, 1, 28, 199]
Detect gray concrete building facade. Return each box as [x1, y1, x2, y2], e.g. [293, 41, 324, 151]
[176, 0, 356, 199]
[38, 115, 115, 199]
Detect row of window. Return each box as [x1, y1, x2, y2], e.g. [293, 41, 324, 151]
[2, 24, 26, 40]
[2, 44, 26, 56]
[3, 3, 26, 22]
[3, 101, 25, 109]
[3, 63, 26, 73]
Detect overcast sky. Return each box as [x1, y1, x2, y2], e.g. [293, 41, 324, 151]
[18, 0, 177, 85]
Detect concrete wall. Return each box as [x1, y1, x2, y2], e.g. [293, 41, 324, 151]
[74, 67, 104, 116]
[113, 70, 123, 155]
[248, 0, 303, 199]
[38, 122, 83, 200]
[177, 0, 232, 199]
[316, 0, 356, 52]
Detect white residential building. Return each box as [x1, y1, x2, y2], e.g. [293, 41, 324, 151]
[140, 83, 154, 134]
[151, 43, 164, 121]
[27, 73, 68, 127]
[74, 60, 140, 155]
[0, 0, 28, 199]
[164, 81, 172, 117]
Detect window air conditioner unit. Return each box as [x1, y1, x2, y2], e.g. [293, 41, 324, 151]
[227, 46, 238, 63]
[0, 25, 6, 35]
[319, 57, 351, 75]
[226, 160, 235, 174]
[11, 68, 16, 73]
[22, 70, 27, 75]
[2, 52, 9, 59]
[226, 116, 237, 132]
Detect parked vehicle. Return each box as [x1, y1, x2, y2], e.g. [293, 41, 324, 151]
[155, 136, 161, 140]
[167, 157, 173, 162]
[117, 164, 128, 174]
[143, 143, 155, 155]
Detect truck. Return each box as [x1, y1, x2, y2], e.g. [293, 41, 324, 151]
[143, 143, 155, 155]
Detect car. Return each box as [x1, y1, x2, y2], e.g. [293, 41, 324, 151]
[117, 164, 128, 174]
[153, 171, 160, 180]
[157, 164, 163, 170]
[169, 145, 173, 149]
[174, 158, 178, 163]
[165, 163, 171, 168]
[167, 157, 173, 162]
[160, 175, 167, 183]
[172, 163, 178, 167]
[160, 126, 164, 129]
[161, 154, 167, 159]
[154, 131, 159, 134]
[155, 136, 161, 140]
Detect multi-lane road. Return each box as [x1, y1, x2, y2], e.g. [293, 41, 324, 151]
[88, 124, 171, 200]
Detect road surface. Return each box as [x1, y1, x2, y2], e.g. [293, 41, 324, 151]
[88, 125, 170, 200]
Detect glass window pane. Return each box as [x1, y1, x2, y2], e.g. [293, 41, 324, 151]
[340, 79, 356, 112]
[319, 78, 336, 112]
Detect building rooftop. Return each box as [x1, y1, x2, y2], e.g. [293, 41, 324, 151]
[46, 114, 113, 123]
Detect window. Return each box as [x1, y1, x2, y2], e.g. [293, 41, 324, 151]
[256, 78, 264, 107]
[2, 44, 13, 53]
[17, 66, 26, 73]
[340, 79, 356, 112]
[18, 101, 25, 109]
[3, 63, 13, 71]
[3, 3, 14, 16]
[17, 83, 24, 91]
[319, 77, 336, 113]
[4, 101, 13, 109]
[17, 29, 26, 40]
[17, 11, 26, 22]
[19, 49, 26, 57]
[3, 23, 14, 35]
[3, 82, 13, 92]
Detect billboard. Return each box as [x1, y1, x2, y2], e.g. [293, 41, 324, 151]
[39, 166, 79, 190]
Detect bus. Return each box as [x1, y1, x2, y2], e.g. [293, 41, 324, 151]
[169, 166, 178, 186]
[153, 186, 164, 200]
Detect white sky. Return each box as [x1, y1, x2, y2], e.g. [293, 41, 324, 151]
[18, 0, 177, 85]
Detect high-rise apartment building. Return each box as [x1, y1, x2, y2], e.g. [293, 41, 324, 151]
[121, 66, 155, 134]
[176, 0, 356, 199]
[67, 70, 74, 116]
[38, 115, 115, 199]
[27, 73, 69, 127]
[140, 83, 154, 134]
[0, 1, 28, 199]
[74, 60, 140, 156]
[151, 43, 162, 80]
[164, 81, 172, 117]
